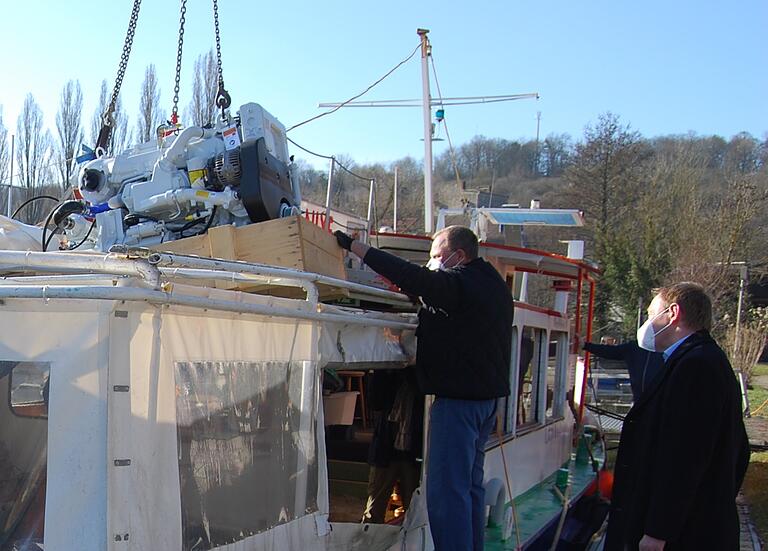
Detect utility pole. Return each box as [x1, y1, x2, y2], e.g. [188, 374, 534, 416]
[317, 30, 538, 232]
[324, 157, 335, 230]
[418, 28, 433, 234]
[393, 165, 398, 232]
[535, 111, 541, 176]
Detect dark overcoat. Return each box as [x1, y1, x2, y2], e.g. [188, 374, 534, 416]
[604, 331, 750, 550]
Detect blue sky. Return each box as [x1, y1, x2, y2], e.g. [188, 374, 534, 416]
[0, 0, 765, 169]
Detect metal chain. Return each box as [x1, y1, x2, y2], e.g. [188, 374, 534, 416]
[171, 0, 188, 124]
[97, 0, 142, 150]
[212, 0, 231, 119]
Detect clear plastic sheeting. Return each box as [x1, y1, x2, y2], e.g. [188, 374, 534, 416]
[175, 360, 320, 550]
[0, 361, 49, 551]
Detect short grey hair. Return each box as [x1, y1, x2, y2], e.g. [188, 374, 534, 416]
[433, 225, 478, 260]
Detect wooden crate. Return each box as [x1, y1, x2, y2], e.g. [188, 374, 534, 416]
[153, 216, 347, 297]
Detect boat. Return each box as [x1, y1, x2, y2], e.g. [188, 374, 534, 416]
[0, 102, 607, 548]
[0, 8, 608, 549]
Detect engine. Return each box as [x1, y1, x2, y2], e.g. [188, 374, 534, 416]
[61, 102, 301, 251]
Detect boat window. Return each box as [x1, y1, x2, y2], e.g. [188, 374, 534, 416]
[9, 361, 50, 418]
[516, 327, 543, 428]
[503, 327, 519, 433]
[545, 332, 568, 419]
[0, 361, 49, 549]
[174, 360, 319, 551]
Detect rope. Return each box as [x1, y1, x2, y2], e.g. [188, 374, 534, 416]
[750, 397, 768, 416]
[585, 403, 626, 422]
[429, 55, 463, 189]
[286, 43, 421, 132]
[495, 412, 522, 551]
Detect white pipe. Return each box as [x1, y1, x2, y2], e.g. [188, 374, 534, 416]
[160, 126, 206, 166]
[0, 285, 416, 330]
[145, 251, 411, 304]
[139, 187, 236, 213]
[159, 267, 319, 303]
[0, 251, 161, 288]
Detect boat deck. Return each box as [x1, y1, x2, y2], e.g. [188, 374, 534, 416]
[485, 447, 606, 550]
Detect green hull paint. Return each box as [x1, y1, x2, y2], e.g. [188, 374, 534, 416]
[485, 439, 606, 550]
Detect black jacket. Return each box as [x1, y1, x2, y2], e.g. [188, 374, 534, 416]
[604, 331, 750, 550]
[584, 341, 664, 400]
[363, 248, 513, 400]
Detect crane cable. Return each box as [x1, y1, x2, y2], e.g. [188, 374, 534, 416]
[212, 0, 232, 120]
[170, 0, 187, 125]
[96, 0, 142, 153]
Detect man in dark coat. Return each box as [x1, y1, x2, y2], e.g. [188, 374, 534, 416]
[334, 225, 514, 551]
[605, 282, 750, 551]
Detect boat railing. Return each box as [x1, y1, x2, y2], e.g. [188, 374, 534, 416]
[0, 249, 417, 330]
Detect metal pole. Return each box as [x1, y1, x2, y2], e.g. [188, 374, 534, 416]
[366, 179, 375, 244]
[734, 264, 747, 355]
[324, 157, 335, 230]
[6, 135, 14, 217]
[393, 165, 398, 233]
[535, 111, 541, 175]
[418, 28, 433, 234]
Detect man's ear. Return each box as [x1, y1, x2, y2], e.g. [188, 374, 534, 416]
[668, 303, 681, 323]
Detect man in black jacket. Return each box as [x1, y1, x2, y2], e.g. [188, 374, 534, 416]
[582, 339, 664, 400]
[334, 226, 513, 551]
[605, 282, 750, 551]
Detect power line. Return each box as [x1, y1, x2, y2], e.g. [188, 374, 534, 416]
[333, 160, 371, 182]
[286, 136, 371, 182]
[286, 136, 332, 160]
[286, 43, 421, 133]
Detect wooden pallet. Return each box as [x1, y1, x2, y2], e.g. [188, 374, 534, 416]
[153, 215, 348, 299]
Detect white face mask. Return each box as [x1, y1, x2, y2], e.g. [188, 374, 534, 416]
[426, 250, 458, 272]
[636, 306, 673, 351]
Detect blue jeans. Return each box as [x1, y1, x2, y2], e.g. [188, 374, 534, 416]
[427, 397, 497, 551]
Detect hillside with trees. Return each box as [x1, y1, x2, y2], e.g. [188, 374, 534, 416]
[0, 50, 765, 345]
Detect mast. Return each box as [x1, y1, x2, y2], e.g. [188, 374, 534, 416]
[418, 28, 433, 234]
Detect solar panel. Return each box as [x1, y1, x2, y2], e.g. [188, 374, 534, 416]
[482, 209, 584, 227]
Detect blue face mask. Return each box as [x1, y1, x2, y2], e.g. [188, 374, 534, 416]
[426, 250, 458, 272]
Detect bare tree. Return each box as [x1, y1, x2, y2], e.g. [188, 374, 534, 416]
[185, 49, 218, 127]
[90, 80, 132, 155]
[15, 94, 54, 223]
[55, 80, 83, 189]
[137, 64, 165, 143]
[0, 109, 9, 188]
[0, 109, 10, 216]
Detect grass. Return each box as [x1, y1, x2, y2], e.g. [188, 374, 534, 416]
[743, 364, 768, 542]
[743, 452, 768, 545]
[748, 363, 768, 418]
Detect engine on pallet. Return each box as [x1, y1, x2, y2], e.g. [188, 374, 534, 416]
[61, 103, 301, 251]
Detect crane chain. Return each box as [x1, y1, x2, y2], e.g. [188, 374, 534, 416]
[212, 0, 231, 120]
[97, 0, 142, 152]
[171, 0, 188, 125]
